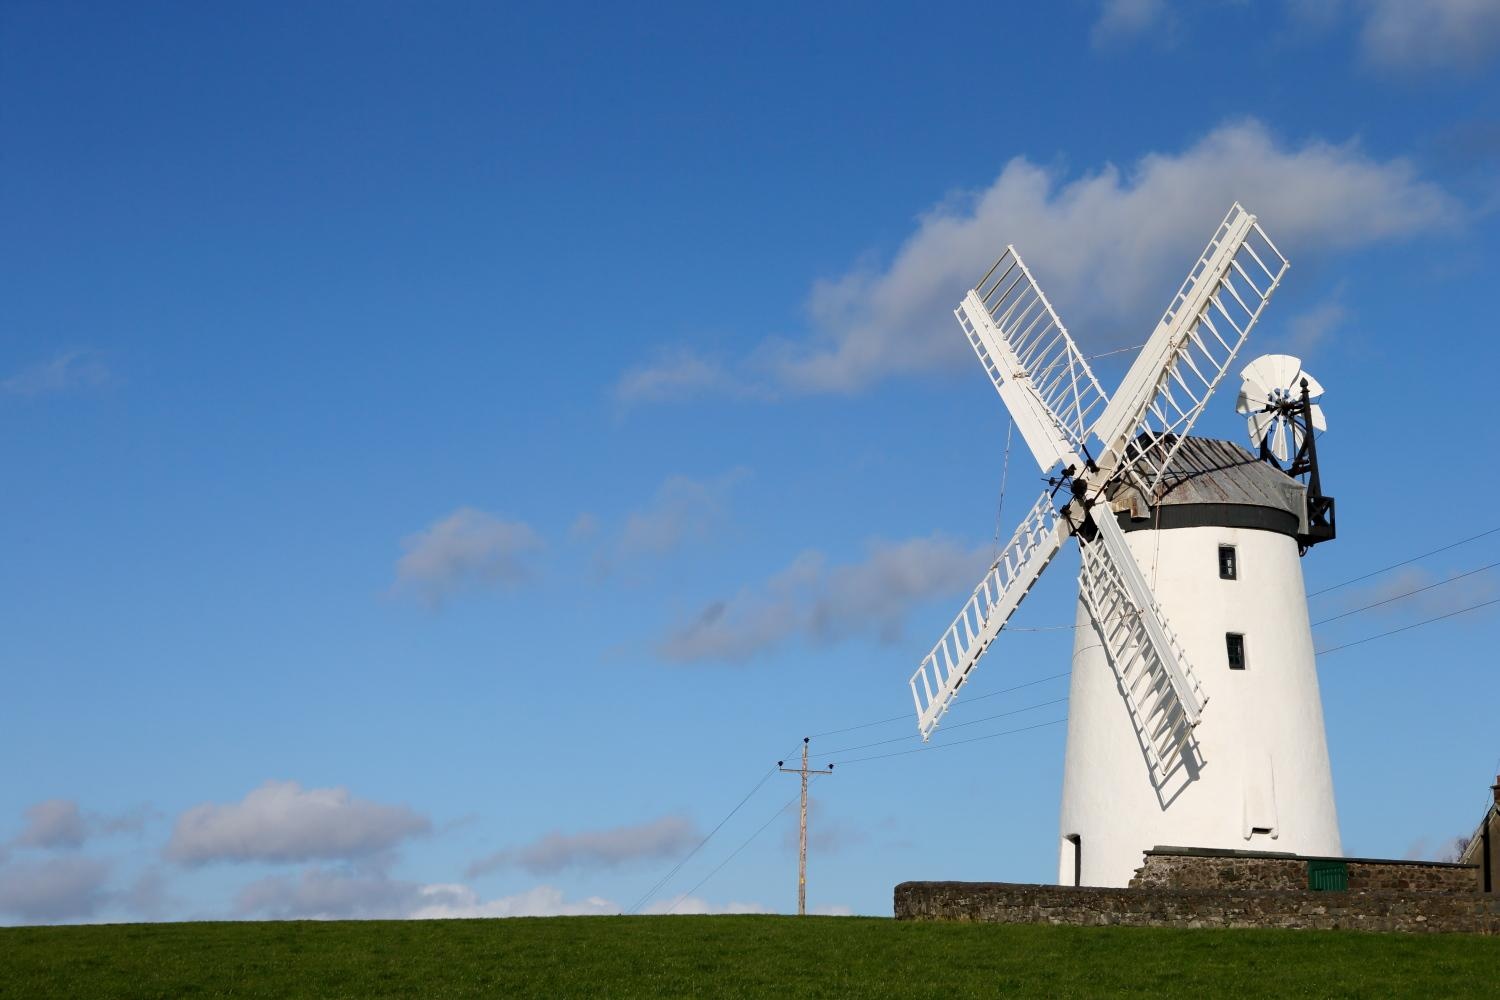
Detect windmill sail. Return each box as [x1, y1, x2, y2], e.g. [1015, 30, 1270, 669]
[909, 491, 1070, 739]
[1077, 511, 1207, 778]
[957, 247, 1109, 474]
[1090, 204, 1289, 495]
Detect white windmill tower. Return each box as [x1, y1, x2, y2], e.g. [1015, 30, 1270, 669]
[906, 204, 1342, 887]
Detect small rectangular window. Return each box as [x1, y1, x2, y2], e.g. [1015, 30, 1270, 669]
[1227, 632, 1246, 670]
[1218, 545, 1237, 580]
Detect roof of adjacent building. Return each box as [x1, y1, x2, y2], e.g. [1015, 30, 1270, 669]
[1458, 780, 1500, 867]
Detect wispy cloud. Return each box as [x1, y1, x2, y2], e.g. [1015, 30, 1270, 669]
[1403, 832, 1474, 862]
[1330, 566, 1500, 623]
[1277, 288, 1348, 356]
[1128, 3, 1500, 74]
[166, 780, 431, 866]
[1355, 0, 1500, 71]
[618, 469, 746, 559]
[590, 469, 749, 576]
[1, 349, 111, 397]
[616, 351, 742, 405]
[569, 512, 601, 541]
[658, 535, 989, 664]
[1091, 0, 1174, 49]
[620, 119, 1455, 402]
[467, 815, 698, 878]
[780, 796, 864, 855]
[392, 507, 543, 606]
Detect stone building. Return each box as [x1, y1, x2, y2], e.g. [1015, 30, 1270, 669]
[1458, 775, 1499, 893]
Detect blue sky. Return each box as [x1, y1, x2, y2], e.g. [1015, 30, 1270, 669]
[2, 0, 1499, 922]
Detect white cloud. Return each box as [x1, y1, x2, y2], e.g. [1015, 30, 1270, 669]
[570, 512, 600, 541]
[467, 815, 699, 878]
[393, 507, 543, 605]
[640, 896, 769, 915]
[408, 883, 619, 919]
[0, 857, 111, 923]
[233, 867, 619, 920]
[622, 119, 1454, 401]
[166, 780, 430, 866]
[1091, 0, 1173, 49]
[234, 867, 421, 920]
[658, 535, 989, 663]
[1356, 0, 1500, 71]
[811, 904, 855, 916]
[1, 349, 111, 397]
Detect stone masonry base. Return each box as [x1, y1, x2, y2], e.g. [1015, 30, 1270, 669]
[894, 881, 1500, 934]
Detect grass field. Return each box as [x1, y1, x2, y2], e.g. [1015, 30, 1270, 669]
[3, 915, 1499, 999]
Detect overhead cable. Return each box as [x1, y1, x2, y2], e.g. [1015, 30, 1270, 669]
[823, 696, 1069, 757]
[1315, 596, 1500, 656]
[1311, 561, 1500, 627]
[807, 670, 1070, 740]
[833, 717, 1068, 766]
[665, 793, 800, 914]
[1307, 526, 1500, 597]
[627, 766, 776, 915]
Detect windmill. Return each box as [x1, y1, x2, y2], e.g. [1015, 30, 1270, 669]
[906, 204, 1342, 887]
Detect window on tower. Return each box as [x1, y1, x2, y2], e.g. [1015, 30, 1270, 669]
[1226, 633, 1246, 670]
[1218, 545, 1237, 580]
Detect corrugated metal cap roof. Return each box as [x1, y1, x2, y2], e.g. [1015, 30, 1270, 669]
[1110, 435, 1305, 520]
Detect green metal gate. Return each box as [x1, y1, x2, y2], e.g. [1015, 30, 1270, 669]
[1308, 859, 1348, 891]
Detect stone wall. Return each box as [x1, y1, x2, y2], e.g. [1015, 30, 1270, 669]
[1130, 847, 1477, 894]
[894, 881, 1500, 934]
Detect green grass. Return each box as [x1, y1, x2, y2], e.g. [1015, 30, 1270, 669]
[2, 916, 1497, 999]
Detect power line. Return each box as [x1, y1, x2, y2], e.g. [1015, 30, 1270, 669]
[809, 538, 1500, 753]
[993, 419, 1013, 564]
[1307, 526, 1500, 598]
[665, 793, 800, 914]
[808, 670, 1069, 740]
[667, 717, 1074, 911]
[1315, 596, 1500, 656]
[778, 738, 833, 916]
[1085, 343, 1146, 361]
[823, 696, 1069, 756]
[833, 717, 1068, 766]
[1311, 560, 1500, 627]
[627, 766, 776, 915]
[895, 524, 1500, 640]
[647, 540, 1500, 914]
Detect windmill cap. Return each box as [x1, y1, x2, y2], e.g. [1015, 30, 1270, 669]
[1107, 436, 1307, 539]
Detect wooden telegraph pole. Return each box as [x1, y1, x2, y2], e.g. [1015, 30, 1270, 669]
[779, 737, 833, 916]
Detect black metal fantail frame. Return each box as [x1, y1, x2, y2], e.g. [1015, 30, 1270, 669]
[1257, 377, 1335, 553]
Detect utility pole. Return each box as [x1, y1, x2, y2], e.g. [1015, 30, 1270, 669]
[779, 737, 832, 916]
